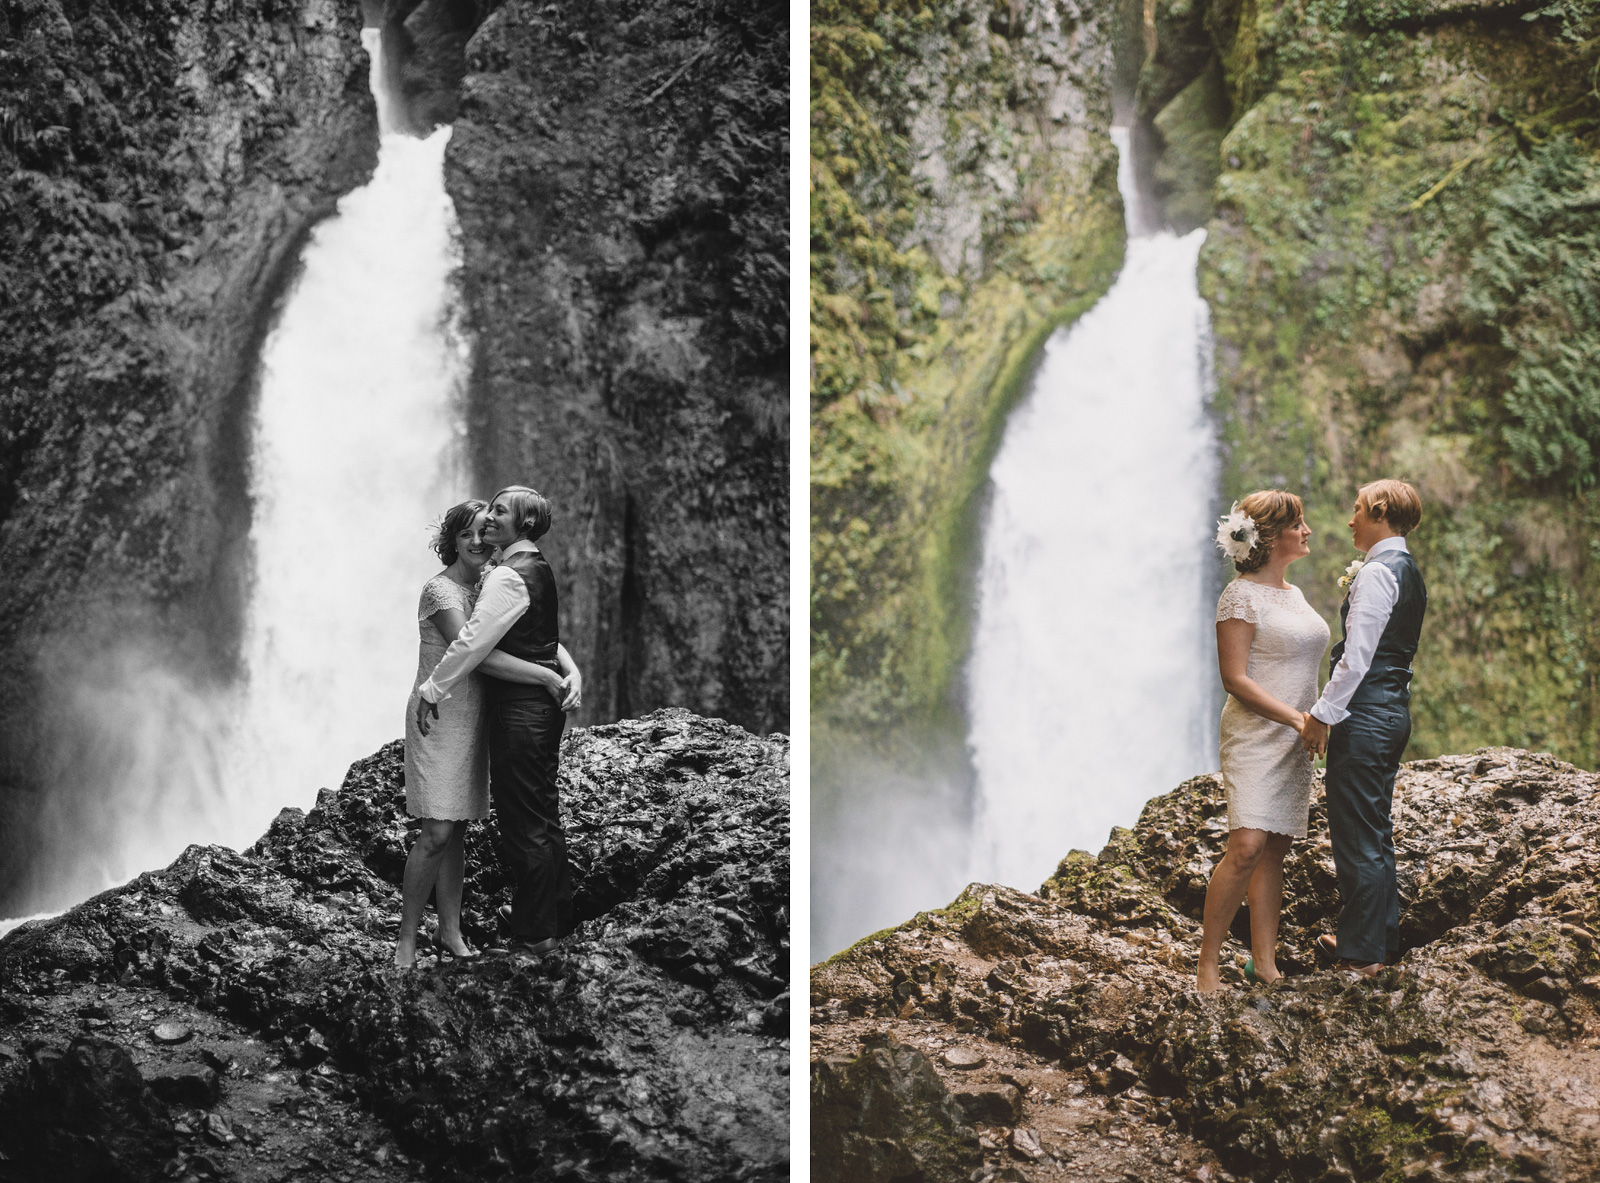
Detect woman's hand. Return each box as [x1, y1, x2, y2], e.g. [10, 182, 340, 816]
[1301, 713, 1330, 759]
[559, 667, 583, 712]
[415, 695, 438, 737]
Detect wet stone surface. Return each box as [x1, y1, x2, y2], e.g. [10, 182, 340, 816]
[812, 749, 1600, 1182]
[0, 709, 788, 1183]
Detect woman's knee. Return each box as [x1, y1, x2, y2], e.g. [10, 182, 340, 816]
[1227, 829, 1270, 864]
[414, 819, 455, 852]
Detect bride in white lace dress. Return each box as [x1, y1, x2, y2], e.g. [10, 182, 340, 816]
[1197, 490, 1331, 993]
[395, 500, 569, 969]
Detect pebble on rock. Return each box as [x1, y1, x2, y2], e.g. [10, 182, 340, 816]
[152, 1022, 193, 1044]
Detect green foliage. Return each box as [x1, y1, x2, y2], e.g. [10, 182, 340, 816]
[1180, 0, 1600, 765]
[1468, 138, 1600, 490]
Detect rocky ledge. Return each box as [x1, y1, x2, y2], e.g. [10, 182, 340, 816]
[0, 709, 788, 1183]
[812, 750, 1600, 1183]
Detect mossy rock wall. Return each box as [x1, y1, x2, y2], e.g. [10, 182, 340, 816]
[810, 0, 1127, 894]
[1138, 0, 1600, 766]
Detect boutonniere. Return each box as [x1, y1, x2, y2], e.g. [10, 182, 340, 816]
[1338, 559, 1365, 593]
[1214, 501, 1259, 562]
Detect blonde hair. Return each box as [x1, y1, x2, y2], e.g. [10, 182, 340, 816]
[1234, 490, 1304, 574]
[492, 485, 553, 542]
[1356, 479, 1421, 536]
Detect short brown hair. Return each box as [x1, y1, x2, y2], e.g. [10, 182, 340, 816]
[1234, 489, 1304, 574]
[1357, 479, 1421, 536]
[493, 485, 553, 542]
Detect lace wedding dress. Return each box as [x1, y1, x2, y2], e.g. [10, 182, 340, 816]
[403, 573, 490, 820]
[1215, 578, 1331, 837]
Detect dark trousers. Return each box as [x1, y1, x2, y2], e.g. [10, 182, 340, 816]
[487, 694, 572, 942]
[1325, 703, 1411, 964]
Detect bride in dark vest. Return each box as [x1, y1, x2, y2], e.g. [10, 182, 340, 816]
[396, 499, 579, 970]
[415, 486, 582, 957]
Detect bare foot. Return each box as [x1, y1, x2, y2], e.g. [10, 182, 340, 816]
[1342, 961, 1382, 978]
[394, 935, 418, 970]
[1196, 961, 1223, 993]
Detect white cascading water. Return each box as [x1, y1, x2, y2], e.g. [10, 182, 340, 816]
[220, 27, 468, 846]
[0, 29, 466, 934]
[965, 127, 1219, 892]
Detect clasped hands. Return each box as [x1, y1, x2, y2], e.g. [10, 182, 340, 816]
[1297, 711, 1329, 760]
[414, 668, 583, 737]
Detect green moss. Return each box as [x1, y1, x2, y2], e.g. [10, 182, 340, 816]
[810, 0, 1127, 780]
[1175, 0, 1600, 766]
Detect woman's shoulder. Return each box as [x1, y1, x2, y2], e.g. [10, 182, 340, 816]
[419, 572, 469, 615]
[1216, 578, 1260, 623]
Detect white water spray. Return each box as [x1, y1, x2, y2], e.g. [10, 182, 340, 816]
[965, 127, 1219, 892]
[5, 29, 468, 920]
[220, 27, 468, 845]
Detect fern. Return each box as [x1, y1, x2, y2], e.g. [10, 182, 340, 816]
[1467, 138, 1600, 489]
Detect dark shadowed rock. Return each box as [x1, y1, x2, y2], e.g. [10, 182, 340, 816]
[1, 710, 788, 1182]
[811, 1038, 981, 1183]
[142, 1060, 220, 1109]
[2, 1036, 176, 1183]
[813, 749, 1600, 1181]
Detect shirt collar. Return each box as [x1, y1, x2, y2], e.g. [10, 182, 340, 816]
[1366, 535, 1408, 558]
[498, 539, 537, 559]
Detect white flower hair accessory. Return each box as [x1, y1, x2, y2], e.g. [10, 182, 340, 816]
[1338, 558, 1365, 592]
[1214, 501, 1260, 562]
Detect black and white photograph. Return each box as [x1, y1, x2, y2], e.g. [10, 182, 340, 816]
[0, 1, 789, 1178]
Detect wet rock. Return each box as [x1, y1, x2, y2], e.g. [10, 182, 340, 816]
[151, 1022, 192, 1045]
[0, 1035, 176, 1182]
[2, 710, 788, 1182]
[811, 1038, 981, 1183]
[955, 1082, 1024, 1125]
[814, 749, 1600, 1181]
[943, 1046, 988, 1071]
[143, 1061, 220, 1109]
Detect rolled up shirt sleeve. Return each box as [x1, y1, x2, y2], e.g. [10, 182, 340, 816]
[419, 566, 529, 703]
[1310, 561, 1400, 725]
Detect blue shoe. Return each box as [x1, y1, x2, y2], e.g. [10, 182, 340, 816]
[1243, 959, 1258, 984]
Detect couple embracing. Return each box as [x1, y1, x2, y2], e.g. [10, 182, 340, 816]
[1197, 479, 1427, 992]
[394, 486, 584, 969]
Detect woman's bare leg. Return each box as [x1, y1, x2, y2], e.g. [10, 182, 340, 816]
[1197, 828, 1269, 992]
[396, 819, 454, 967]
[1245, 832, 1295, 982]
[434, 821, 474, 955]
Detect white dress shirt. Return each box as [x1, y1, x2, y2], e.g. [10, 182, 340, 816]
[419, 540, 537, 704]
[1310, 535, 1409, 725]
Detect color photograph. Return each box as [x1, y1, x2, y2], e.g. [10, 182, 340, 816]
[810, 0, 1600, 1177]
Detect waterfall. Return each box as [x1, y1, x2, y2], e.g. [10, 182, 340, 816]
[1, 28, 467, 933]
[221, 27, 468, 846]
[965, 127, 1219, 892]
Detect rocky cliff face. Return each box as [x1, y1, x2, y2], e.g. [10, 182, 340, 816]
[809, 0, 1127, 951]
[813, 748, 1600, 1181]
[446, 0, 789, 735]
[0, 0, 790, 917]
[0, 709, 789, 1182]
[1136, 0, 1600, 765]
[0, 0, 377, 911]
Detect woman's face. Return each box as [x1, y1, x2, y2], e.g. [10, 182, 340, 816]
[1274, 517, 1312, 564]
[456, 511, 492, 573]
[483, 497, 519, 548]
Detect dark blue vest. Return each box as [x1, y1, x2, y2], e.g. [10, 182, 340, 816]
[1330, 546, 1426, 708]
